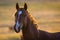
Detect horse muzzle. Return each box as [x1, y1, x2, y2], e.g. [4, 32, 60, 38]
[14, 25, 20, 33]
[14, 24, 22, 33]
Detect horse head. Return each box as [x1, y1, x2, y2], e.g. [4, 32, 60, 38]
[14, 3, 28, 33]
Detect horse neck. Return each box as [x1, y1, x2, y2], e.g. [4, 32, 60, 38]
[22, 13, 38, 39]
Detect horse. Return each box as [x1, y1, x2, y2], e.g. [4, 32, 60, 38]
[14, 3, 60, 40]
[8, 26, 14, 32]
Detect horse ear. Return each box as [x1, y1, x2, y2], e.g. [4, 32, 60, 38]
[24, 3, 27, 10]
[16, 3, 19, 10]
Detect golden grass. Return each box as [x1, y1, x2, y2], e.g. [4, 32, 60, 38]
[0, 33, 22, 40]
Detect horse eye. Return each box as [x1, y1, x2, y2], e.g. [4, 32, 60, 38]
[15, 12, 17, 16]
[15, 13, 16, 16]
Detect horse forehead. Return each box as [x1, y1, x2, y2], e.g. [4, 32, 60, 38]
[18, 11, 22, 15]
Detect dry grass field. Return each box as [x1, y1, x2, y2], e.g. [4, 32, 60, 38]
[0, 1, 60, 40]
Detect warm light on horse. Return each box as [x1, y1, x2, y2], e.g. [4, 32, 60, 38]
[14, 3, 60, 40]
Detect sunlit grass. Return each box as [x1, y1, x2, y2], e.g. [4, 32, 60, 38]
[28, 3, 60, 11]
[0, 33, 21, 40]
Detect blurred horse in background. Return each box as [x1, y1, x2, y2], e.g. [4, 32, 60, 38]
[9, 26, 14, 32]
[14, 3, 60, 40]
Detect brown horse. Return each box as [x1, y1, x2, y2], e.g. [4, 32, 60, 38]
[14, 3, 60, 40]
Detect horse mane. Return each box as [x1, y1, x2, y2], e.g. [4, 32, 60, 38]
[27, 11, 39, 28]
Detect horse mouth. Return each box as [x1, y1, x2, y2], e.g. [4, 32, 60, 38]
[14, 25, 21, 33]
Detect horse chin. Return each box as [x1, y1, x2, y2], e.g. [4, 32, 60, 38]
[14, 26, 21, 33]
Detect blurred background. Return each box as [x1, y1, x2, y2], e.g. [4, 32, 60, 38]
[0, 0, 60, 40]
